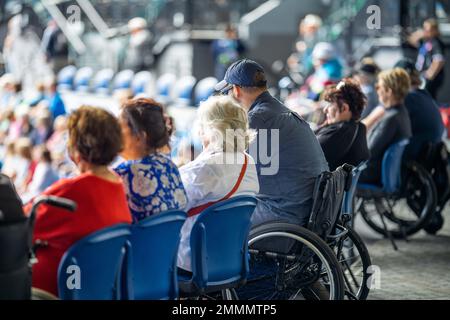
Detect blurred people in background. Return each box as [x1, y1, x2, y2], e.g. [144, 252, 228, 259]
[353, 58, 381, 119]
[21, 146, 59, 203]
[287, 14, 323, 76]
[40, 20, 69, 75]
[114, 98, 187, 223]
[408, 18, 446, 99]
[123, 17, 154, 72]
[29, 110, 53, 146]
[0, 74, 22, 110]
[45, 79, 66, 120]
[360, 68, 412, 185]
[301, 42, 343, 101]
[315, 79, 370, 171]
[394, 59, 445, 160]
[26, 106, 132, 297]
[212, 24, 245, 80]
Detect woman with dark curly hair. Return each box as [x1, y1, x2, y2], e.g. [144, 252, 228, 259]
[114, 98, 187, 222]
[25, 106, 132, 297]
[315, 78, 370, 171]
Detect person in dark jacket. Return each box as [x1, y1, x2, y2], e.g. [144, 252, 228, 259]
[394, 59, 445, 160]
[408, 18, 446, 99]
[215, 59, 329, 227]
[315, 78, 370, 171]
[360, 68, 413, 185]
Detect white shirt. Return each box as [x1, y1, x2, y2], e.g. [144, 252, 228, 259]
[177, 150, 259, 271]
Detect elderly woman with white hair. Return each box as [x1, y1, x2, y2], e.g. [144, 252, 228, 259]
[177, 95, 260, 273]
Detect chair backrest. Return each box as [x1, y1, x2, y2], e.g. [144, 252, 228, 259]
[172, 76, 197, 106]
[57, 65, 77, 91]
[381, 139, 409, 194]
[113, 70, 135, 91]
[156, 73, 177, 103]
[341, 161, 368, 216]
[73, 67, 94, 92]
[122, 211, 186, 300]
[195, 77, 218, 106]
[308, 165, 352, 239]
[57, 224, 131, 300]
[93, 68, 114, 94]
[131, 71, 154, 95]
[190, 196, 257, 290]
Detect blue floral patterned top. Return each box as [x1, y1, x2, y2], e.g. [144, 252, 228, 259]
[114, 153, 187, 223]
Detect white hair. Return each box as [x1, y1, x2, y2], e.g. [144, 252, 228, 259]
[197, 96, 256, 153]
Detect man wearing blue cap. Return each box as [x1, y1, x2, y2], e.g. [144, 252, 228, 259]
[216, 59, 329, 226]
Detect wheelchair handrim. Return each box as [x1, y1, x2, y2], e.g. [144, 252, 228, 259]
[248, 231, 337, 300]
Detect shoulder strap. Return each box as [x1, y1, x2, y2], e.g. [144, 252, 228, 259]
[187, 155, 248, 218]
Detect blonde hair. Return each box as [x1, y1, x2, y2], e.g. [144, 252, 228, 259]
[198, 96, 255, 153]
[378, 68, 411, 102]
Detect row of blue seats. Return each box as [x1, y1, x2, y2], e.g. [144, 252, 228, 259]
[57, 66, 219, 107]
[57, 196, 257, 300]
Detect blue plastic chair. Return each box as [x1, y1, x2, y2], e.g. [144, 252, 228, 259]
[358, 139, 409, 194]
[178, 196, 257, 295]
[57, 65, 77, 91]
[131, 71, 154, 95]
[73, 67, 94, 92]
[121, 211, 186, 300]
[93, 68, 114, 94]
[195, 77, 218, 106]
[113, 70, 135, 91]
[156, 73, 177, 104]
[57, 224, 131, 300]
[172, 76, 197, 106]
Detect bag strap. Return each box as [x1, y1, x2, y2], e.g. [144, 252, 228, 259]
[341, 122, 360, 158]
[187, 154, 248, 218]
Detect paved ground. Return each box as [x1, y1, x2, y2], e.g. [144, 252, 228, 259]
[355, 204, 450, 300]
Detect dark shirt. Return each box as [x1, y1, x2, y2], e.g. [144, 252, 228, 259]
[416, 37, 445, 74]
[361, 104, 412, 185]
[315, 120, 370, 171]
[248, 91, 329, 226]
[404, 89, 445, 159]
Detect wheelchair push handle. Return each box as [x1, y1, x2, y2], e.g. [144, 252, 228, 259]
[29, 195, 77, 221]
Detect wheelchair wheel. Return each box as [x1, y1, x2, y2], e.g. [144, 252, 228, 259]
[358, 162, 437, 238]
[333, 228, 371, 300]
[234, 223, 345, 300]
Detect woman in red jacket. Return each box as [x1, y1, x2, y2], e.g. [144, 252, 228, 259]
[25, 106, 132, 297]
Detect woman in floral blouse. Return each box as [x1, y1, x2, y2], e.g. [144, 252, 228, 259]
[114, 98, 187, 222]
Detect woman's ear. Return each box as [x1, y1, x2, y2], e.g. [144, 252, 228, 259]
[341, 103, 350, 113]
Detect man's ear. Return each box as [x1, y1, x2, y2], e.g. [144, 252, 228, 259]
[233, 85, 240, 98]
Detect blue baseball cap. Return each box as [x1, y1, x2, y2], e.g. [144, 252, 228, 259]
[215, 59, 267, 94]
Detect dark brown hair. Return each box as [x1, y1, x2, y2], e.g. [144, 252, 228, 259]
[68, 106, 123, 165]
[322, 78, 367, 121]
[120, 98, 170, 151]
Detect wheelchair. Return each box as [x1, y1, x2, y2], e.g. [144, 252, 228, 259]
[229, 164, 372, 300]
[356, 140, 437, 249]
[0, 195, 76, 300]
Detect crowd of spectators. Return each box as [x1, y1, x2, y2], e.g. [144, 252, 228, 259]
[0, 11, 447, 298]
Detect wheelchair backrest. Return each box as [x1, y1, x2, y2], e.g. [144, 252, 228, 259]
[381, 139, 409, 194]
[0, 219, 32, 300]
[190, 196, 257, 290]
[308, 164, 353, 239]
[57, 224, 131, 300]
[122, 211, 186, 300]
[341, 161, 368, 217]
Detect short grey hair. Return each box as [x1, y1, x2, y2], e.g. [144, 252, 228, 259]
[197, 96, 256, 153]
